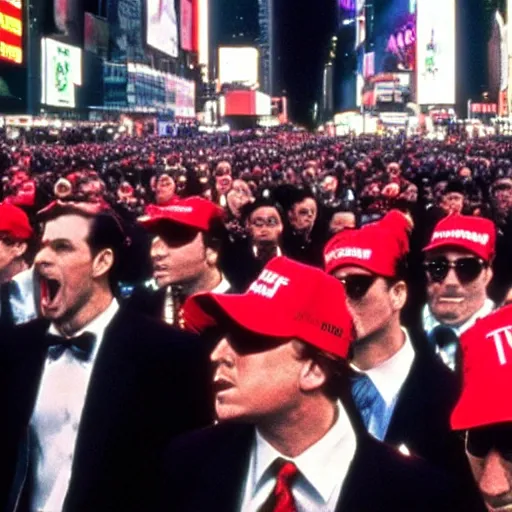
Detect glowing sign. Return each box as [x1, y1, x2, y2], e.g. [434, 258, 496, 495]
[416, 0, 456, 105]
[0, 0, 22, 64]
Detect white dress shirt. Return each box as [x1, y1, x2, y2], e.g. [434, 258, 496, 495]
[239, 401, 357, 512]
[30, 299, 120, 512]
[351, 328, 415, 441]
[422, 298, 495, 369]
[0, 267, 38, 325]
[163, 276, 231, 325]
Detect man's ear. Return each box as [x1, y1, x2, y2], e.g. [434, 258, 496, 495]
[206, 247, 218, 267]
[390, 280, 407, 312]
[12, 241, 27, 259]
[92, 248, 114, 279]
[298, 360, 327, 393]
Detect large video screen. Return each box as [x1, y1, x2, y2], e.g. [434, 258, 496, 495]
[372, 0, 415, 75]
[146, 0, 178, 58]
[41, 38, 82, 108]
[416, 0, 455, 105]
[180, 0, 194, 51]
[218, 47, 259, 87]
[0, 0, 22, 65]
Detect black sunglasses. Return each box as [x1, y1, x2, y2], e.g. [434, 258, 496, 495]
[424, 257, 487, 285]
[466, 423, 512, 461]
[338, 275, 377, 300]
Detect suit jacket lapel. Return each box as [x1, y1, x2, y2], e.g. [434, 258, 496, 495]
[197, 425, 254, 510]
[336, 434, 384, 511]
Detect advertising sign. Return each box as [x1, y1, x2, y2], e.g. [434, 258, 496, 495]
[107, 0, 145, 62]
[84, 13, 109, 57]
[218, 47, 259, 87]
[146, 0, 178, 58]
[180, 0, 193, 51]
[0, 0, 22, 64]
[41, 38, 82, 108]
[416, 0, 455, 105]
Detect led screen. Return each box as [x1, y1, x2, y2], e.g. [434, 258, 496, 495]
[41, 38, 82, 108]
[146, 0, 178, 58]
[416, 0, 455, 105]
[0, 0, 22, 64]
[218, 47, 259, 87]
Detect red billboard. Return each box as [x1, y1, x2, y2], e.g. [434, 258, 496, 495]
[180, 0, 193, 51]
[0, 0, 22, 65]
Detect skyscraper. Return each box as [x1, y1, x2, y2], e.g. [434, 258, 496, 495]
[258, 0, 274, 95]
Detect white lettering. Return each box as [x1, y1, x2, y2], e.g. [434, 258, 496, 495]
[431, 230, 489, 246]
[325, 247, 373, 263]
[249, 272, 290, 298]
[486, 325, 512, 365]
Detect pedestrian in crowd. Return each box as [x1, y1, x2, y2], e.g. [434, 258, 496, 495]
[451, 304, 512, 511]
[0, 202, 38, 330]
[323, 210, 476, 486]
[223, 198, 285, 292]
[157, 256, 482, 511]
[130, 196, 232, 326]
[421, 213, 496, 371]
[0, 200, 213, 512]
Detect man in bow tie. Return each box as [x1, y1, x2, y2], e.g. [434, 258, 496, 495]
[0, 201, 213, 512]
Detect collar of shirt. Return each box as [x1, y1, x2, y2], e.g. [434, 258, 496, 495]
[365, 328, 414, 406]
[351, 328, 415, 407]
[10, 266, 37, 323]
[47, 299, 120, 362]
[252, 245, 283, 258]
[422, 298, 495, 336]
[252, 400, 357, 504]
[212, 275, 231, 293]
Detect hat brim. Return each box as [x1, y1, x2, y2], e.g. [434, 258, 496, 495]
[451, 385, 512, 430]
[185, 292, 293, 339]
[422, 240, 485, 259]
[138, 215, 203, 232]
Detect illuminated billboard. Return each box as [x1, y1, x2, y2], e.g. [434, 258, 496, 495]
[180, 0, 194, 51]
[218, 47, 259, 87]
[0, 0, 22, 65]
[41, 38, 82, 108]
[146, 0, 178, 58]
[416, 0, 455, 105]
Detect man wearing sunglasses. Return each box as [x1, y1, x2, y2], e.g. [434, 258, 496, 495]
[422, 214, 496, 371]
[129, 197, 232, 327]
[157, 256, 475, 511]
[323, 210, 475, 480]
[451, 304, 512, 511]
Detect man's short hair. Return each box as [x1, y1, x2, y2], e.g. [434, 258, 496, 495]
[240, 198, 285, 225]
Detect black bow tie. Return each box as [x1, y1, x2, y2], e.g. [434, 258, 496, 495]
[46, 332, 97, 362]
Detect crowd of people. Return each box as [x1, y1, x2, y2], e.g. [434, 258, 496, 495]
[1, 126, 512, 510]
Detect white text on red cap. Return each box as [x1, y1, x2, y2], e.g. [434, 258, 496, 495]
[486, 325, 512, 365]
[325, 247, 372, 264]
[248, 269, 290, 299]
[431, 230, 489, 246]
[159, 205, 194, 213]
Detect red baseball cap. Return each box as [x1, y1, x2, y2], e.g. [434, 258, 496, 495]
[451, 304, 512, 430]
[138, 196, 224, 232]
[183, 256, 355, 359]
[324, 210, 410, 277]
[0, 202, 33, 240]
[423, 214, 496, 262]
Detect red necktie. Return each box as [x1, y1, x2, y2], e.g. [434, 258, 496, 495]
[260, 458, 299, 512]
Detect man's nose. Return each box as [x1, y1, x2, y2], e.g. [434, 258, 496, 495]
[34, 246, 52, 267]
[211, 338, 234, 364]
[479, 451, 511, 500]
[443, 267, 461, 286]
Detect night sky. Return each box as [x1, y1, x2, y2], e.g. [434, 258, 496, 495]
[274, 0, 336, 125]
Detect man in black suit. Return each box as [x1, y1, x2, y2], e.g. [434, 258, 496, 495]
[222, 198, 285, 292]
[0, 200, 213, 512]
[158, 256, 482, 511]
[323, 210, 473, 481]
[128, 196, 232, 326]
